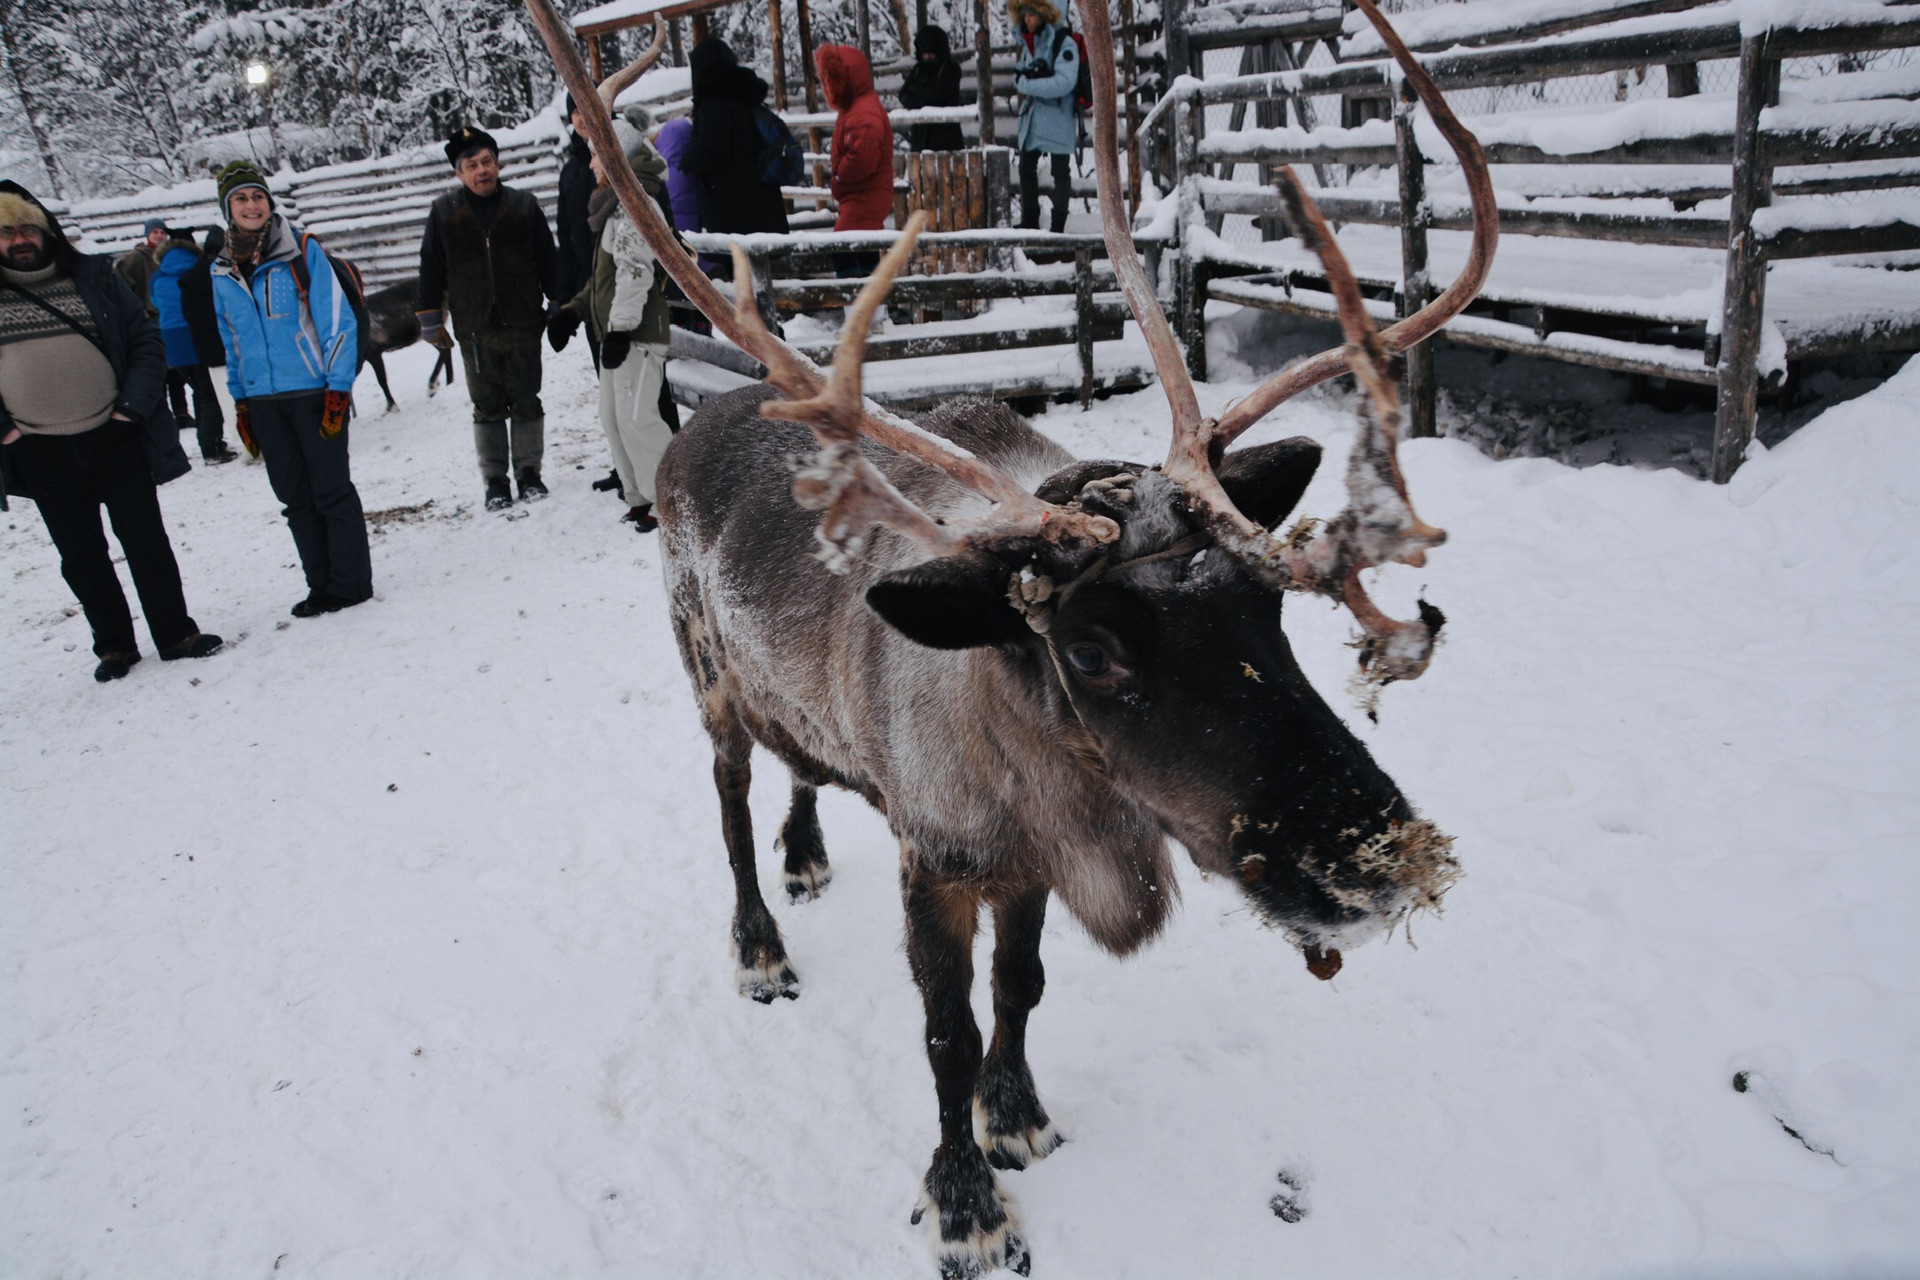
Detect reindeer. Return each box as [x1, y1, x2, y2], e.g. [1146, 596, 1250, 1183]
[523, 0, 1495, 1273]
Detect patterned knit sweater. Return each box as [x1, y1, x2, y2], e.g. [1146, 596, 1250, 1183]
[0, 262, 118, 435]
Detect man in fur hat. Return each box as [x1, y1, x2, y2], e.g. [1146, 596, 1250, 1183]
[416, 125, 559, 512]
[0, 182, 223, 681]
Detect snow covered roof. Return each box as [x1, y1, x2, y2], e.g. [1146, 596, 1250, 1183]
[572, 0, 747, 36]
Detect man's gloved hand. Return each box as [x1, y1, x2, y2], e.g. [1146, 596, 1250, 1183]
[1014, 59, 1052, 80]
[234, 400, 258, 458]
[418, 309, 454, 352]
[600, 330, 633, 370]
[547, 307, 581, 353]
[319, 390, 352, 440]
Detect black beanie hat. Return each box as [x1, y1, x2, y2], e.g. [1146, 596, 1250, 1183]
[445, 125, 501, 168]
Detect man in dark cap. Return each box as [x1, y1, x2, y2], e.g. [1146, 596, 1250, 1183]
[416, 125, 559, 511]
[113, 216, 171, 317]
[0, 182, 224, 681]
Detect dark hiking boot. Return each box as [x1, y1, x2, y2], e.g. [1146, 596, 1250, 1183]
[591, 469, 622, 493]
[203, 444, 240, 465]
[291, 592, 347, 618]
[622, 503, 659, 533]
[518, 469, 549, 502]
[159, 632, 224, 661]
[484, 477, 514, 511]
[94, 651, 141, 682]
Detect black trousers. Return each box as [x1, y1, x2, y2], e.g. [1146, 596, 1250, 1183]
[167, 365, 227, 458]
[1018, 150, 1073, 234]
[7, 420, 198, 656]
[250, 392, 372, 603]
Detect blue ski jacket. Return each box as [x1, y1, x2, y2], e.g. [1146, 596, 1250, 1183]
[211, 216, 357, 400]
[1014, 21, 1079, 155]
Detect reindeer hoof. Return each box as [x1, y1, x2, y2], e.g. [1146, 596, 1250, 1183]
[983, 1123, 1063, 1172]
[914, 1152, 1027, 1279]
[735, 957, 799, 1003]
[784, 864, 832, 904]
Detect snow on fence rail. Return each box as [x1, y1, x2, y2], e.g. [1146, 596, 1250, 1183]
[1158, 0, 1920, 484]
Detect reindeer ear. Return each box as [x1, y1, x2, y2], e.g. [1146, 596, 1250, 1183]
[1218, 438, 1322, 530]
[867, 553, 1030, 651]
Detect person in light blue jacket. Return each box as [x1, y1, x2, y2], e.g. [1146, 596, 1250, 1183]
[1010, 0, 1079, 233]
[210, 160, 372, 618]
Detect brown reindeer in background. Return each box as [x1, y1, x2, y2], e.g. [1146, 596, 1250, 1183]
[523, 0, 1495, 1273]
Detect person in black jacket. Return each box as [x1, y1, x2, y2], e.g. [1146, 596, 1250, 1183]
[416, 126, 559, 511]
[680, 37, 790, 263]
[176, 225, 228, 372]
[0, 182, 222, 681]
[557, 96, 599, 326]
[899, 24, 966, 152]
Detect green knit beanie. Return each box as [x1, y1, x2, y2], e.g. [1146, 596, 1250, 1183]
[216, 161, 273, 219]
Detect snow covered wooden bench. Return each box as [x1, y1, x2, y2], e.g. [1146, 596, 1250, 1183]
[1159, 0, 1920, 480]
[668, 228, 1158, 411]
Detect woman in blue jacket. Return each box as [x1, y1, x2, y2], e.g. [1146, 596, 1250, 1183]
[151, 231, 234, 464]
[1010, 0, 1079, 233]
[210, 161, 372, 618]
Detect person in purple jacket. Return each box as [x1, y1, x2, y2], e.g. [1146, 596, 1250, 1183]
[651, 116, 703, 233]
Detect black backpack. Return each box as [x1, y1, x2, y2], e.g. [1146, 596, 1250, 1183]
[287, 225, 371, 376]
[1052, 27, 1094, 115]
[751, 104, 806, 188]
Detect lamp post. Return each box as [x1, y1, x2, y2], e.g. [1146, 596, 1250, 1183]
[246, 59, 286, 171]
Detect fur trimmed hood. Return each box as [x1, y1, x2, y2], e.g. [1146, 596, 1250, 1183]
[1007, 0, 1063, 29]
[816, 43, 875, 112]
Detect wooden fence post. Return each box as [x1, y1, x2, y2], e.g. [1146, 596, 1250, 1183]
[747, 249, 781, 336]
[975, 0, 996, 147]
[1396, 79, 1436, 439]
[1174, 95, 1207, 380]
[1075, 246, 1096, 408]
[1710, 35, 1779, 484]
[769, 0, 788, 110]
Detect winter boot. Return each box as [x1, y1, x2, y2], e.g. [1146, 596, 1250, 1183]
[518, 469, 549, 502]
[622, 503, 659, 533]
[93, 651, 141, 682]
[159, 632, 224, 661]
[484, 476, 514, 511]
[203, 443, 240, 465]
[592, 469, 622, 493]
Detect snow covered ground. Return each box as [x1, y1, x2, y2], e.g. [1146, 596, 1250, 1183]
[4, 333, 1918, 1279]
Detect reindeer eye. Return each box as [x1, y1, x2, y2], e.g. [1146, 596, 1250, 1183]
[1065, 643, 1111, 679]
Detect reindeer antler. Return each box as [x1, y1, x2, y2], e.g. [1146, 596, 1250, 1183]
[522, 0, 1118, 564]
[1079, 0, 1492, 685]
[596, 15, 669, 110]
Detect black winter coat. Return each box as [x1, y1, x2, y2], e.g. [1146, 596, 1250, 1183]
[900, 27, 966, 152]
[0, 182, 189, 508]
[682, 39, 791, 236]
[177, 227, 227, 369]
[555, 133, 598, 303]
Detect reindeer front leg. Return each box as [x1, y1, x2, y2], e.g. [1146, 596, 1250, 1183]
[977, 887, 1063, 1171]
[904, 858, 1030, 1278]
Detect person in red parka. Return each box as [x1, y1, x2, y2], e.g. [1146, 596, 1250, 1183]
[816, 43, 893, 279]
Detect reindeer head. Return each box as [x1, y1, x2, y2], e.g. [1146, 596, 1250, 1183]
[520, 0, 1490, 970]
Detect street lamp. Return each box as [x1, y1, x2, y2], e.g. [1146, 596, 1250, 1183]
[244, 59, 284, 171]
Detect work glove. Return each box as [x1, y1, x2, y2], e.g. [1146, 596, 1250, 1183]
[418, 309, 454, 352]
[234, 399, 258, 458]
[600, 330, 633, 370]
[319, 389, 352, 440]
[547, 307, 581, 353]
